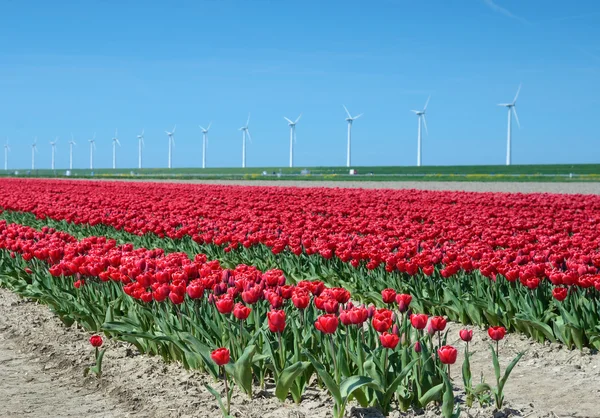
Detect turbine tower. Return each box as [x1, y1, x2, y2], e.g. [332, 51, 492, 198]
[137, 129, 144, 169]
[68, 134, 76, 170]
[49, 137, 58, 170]
[3, 139, 9, 171]
[89, 133, 96, 170]
[199, 122, 211, 169]
[165, 126, 176, 169]
[112, 129, 121, 169]
[284, 114, 302, 168]
[498, 84, 521, 166]
[31, 138, 38, 170]
[343, 106, 363, 168]
[411, 96, 430, 167]
[239, 114, 252, 168]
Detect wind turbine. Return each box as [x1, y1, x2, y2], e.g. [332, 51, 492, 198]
[137, 129, 145, 169]
[3, 139, 9, 171]
[165, 126, 176, 169]
[112, 129, 121, 169]
[343, 106, 363, 167]
[31, 138, 38, 170]
[239, 114, 252, 168]
[284, 114, 302, 168]
[88, 133, 96, 170]
[199, 122, 211, 169]
[498, 84, 521, 166]
[411, 96, 430, 167]
[68, 134, 76, 170]
[49, 137, 58, 170]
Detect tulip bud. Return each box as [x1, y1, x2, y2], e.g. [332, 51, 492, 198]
[367, 305, 375, 319]
[392, 324, 399, 335]
[414, 341, 421, 353]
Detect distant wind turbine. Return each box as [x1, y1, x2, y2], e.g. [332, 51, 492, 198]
[137, 129, 145, 169]
[4, 139, 10, 171]
[239, 114, 252, 168]
[165, 126, 176, 169]
[411, 96, 430, 167]
[69, 134, 76, 170]
[199, 122, 211, 169]
[89, 133, 96, 170]
[284, 114, 302, 168]
[31, 138, 38, 170]
[498, 84, 521, 166]
[112, 129, 121, 169]
[343, 106, 363, 168]
[49, 137, 58, 170]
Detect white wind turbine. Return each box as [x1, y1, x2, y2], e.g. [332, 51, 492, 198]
[88, 133, 96, 170]
[343, 105, 363, 167]
[411, 96, 430, 167]
[165, 126, 176, 169]
[239, 114, 252, 168]
[49, 137, 58, 170]
[68, 134, 76, 170]
[31, 138, 38, 170]
[112, 129, 121, 169]
[284, 114, 302, 168]
[498, 84, 521, 166]
[137, 129, 145, 169]
[4, 139, 10, 171]
[199, 122, 211, 169]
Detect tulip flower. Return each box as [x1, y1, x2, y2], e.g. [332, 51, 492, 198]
[379, 332, 399, 349]
[215, 296, 234, 314]
[459, 329, 473, 343]
[233, 302, 251, 321]
[85, 335, 105, 379]
[291, 289, 310, 310]
[372, 315, 393, 333]
[488, 326, 506, 356]
[89, 335, 103, 347]
[210, 348, 232, 416]
[315, 314, 339, 334]
[381, 288, 396, 304]
[438, 345, 458, 378]
[552, 287, 568, 302]
[267, 309, 286, 333]
[410, 313, 428, 330]
[395, 293, 412, 313]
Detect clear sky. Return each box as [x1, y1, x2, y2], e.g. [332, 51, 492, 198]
[1, 0, 599, 170]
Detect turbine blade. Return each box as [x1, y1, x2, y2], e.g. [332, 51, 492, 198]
[353, 113, 363, 120]
[295, 113, 302, 123]
[284, 117, 294, 124]
[115, 129, 118, 137]
[498, 103, 510, 107]
[141, 128, 145, 135]
[246, 129, 252, 143]
[422, 115, 429, 135]
[424, 95, 431, 111]
[116, 139, 121, 146]
[172, 125, 176, 133]
[199, 125, 205, 131]
[207, 121, 212, 131]
[513, 83, 522, 103]
[246, 113, 250, 127]
[512, 106, 521, 128]
[343, 105, 352, 119]
[165, 131, 170, 135]
[411, 110, 420, 114]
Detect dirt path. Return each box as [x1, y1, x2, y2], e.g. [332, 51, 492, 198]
[0, 333, 129, 417]
[54, 177, 600, 195]
[1, 286, 599, 418]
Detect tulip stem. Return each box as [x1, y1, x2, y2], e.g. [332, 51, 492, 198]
[383, 349, 389, 389]
[278, 332, 285, 371]
[496, 340, 499, 357]
[329, 335, 339, 385]
[223, 367, 230, 415]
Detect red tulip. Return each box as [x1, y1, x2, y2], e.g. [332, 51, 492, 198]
[438, 345, 458, 364]
[488, 326, 506, 341]
[372, 315, 393, 333]
[414, 341, 422, 353]
[74, 279, 84, 289]
[430, 316, 447, 332]
[410, 313, 428, 330]
[315, 314, 339, 334]
[395, 293, 412, 313]
[89, 335, 103, 347]
[381, 288, 396, 304]
[267, 309, 286, 333]
[211, 347, 230, 366]
[215, 296, 234, 314]
[552, 287, 568, 302]
[233, 302, 251, 320]
[380, 332, 400, 349]
[291, 289, 310, 309]
[459, 329, 473, 342]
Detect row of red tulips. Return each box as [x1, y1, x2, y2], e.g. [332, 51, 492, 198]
[0, 179, 599, 293]
[0, 219, 522, 416]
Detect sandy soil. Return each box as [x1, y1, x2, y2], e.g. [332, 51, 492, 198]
[66, 178, 600, 195]
[1, 288, 599, 418]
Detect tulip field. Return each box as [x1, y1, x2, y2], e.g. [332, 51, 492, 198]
[0, 178, 599, 417]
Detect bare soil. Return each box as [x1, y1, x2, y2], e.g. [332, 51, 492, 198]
[1, 288, 599, 418]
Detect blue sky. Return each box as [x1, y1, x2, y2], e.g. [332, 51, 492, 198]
[1, 0, 599, 169]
